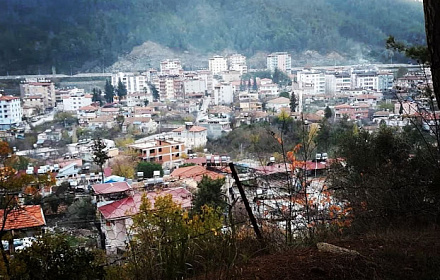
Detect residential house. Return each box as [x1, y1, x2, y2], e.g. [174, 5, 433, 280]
[98, 187, 192, 252]
[334, 103, 369, 120]
[266, 97, 290, 113]
[88, 115, 116, 129]
[122, 117, 158, 134]
[213, 82, 233, 105]
[78, 105, 98, 126]
[170, 165, 224, 191]
[171, 123, 208, 151]
[0, 205, 46, 252]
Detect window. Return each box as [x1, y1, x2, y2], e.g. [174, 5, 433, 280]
[150, 149, 155, 154]
[158, 148, 162, 152]
[158, 156, 162, 161]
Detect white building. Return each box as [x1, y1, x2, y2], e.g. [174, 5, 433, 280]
[160, 59, 183, 76]
[267, 52, 292, 73]
[352, 72, 379, 91]
[259, 83, 279, 98]
[183, 79, 207, 95]
[228, 54, 247, 74]
[213, 83, 234, 105]
[297, 70, 326, 95]
[171, 122, 208, 151]
[325, 72, 351, 95]
[209, 56, 228, 75]
[62, 93, 93, 112]
[0, 95, 22, 129]
[111, 72, 149, 94]
[266, 97, 290, 113]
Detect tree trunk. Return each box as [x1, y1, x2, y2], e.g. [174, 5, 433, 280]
[424, 0, 440, 109]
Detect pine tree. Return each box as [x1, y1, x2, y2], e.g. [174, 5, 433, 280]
[116, 78, 127, 100]
[92, 88, 100, 103]
[149, 83, 160, 101]
[104, 80, 114, 103]
[324, 106, 333, 119]
[253, 76, 258, 91]
[92, 138, 110, 182]
[290, 92, 297, 112]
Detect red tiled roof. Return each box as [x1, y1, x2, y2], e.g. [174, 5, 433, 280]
[171, 165, 224, 181]
[172, 126, 185, 132]
[189, 126, 207, 132]
[185, 157, 207, 165]
[78, 105, 98, 111]
[98, 187, 192, 220]
[0, 205, 46, 231]
[0, 96, 18, 101]
[92, 182, 130, 195]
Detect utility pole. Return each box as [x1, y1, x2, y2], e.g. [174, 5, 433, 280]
[229, 162, 263, 241]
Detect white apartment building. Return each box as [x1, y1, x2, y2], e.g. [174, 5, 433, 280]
[160, 59, 183, 76]
[111, 72, 148, 94]
[20, 79, 56, 109]
[297, 70, 326, 95]
[197, 70, 214, 94]
[228, 54, 247, 74]
[209, 56, 228, 75]
[0, 95, 22, 129]
[155, 75, 183, 101]
[353, 72, 379, 91]
[62, 93, 92, 112]
[267, 52, 292, 73]
[213, 83, 233, 105]
[171, 123, 208, 151]
[183, 79, 207, 95]
[325, 72, 351, 95]
[259, 83, 279, 98]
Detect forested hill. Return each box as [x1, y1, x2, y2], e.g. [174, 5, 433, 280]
[0, 0, 425, 74]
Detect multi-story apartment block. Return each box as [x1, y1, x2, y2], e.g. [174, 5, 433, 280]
[297, 70, 326, 95]
[61, 90, 92, 112]
[160, 59, 183, 76]
[213, 83, 233, 105]
[352, 72, 379, 91]
[325, 72, 351, 95]
[20, 79, 56, 110]
[0, 95, 22, 129]
[111, 72, 148, 94]
[228, 54, 247, 74]
[378, 72, 394, 91]
[155, 75, 183, 101]
[209, 56, 228, 75]
[183, 79, 207, 96]
[197, 70, 214, 94]
[130, 138, 185, 165]
[267, 52, 292, 73]
[334, 103, 369, 120]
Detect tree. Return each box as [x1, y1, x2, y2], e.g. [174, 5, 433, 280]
[193, 176, 226, 212]
[111, 157, 136, 179]
[128, 194, 223, 279]
[279, 92, 290, 98]
[116, 78, 127, 100]
[290, 92, 297, 112]
[423, 0, 440, 109]
[0, 141, 55, 277]
[104, 79, 114, 103]
[91, 138, 110, 182]
[10, 234, 105, 280]
[91, 88, 100, 103]
[324, 106, 332, 119]
[273, 68, 281, 84]
[149, 83, 160, 101]
[137, 162, 163, 178]
[116, 114, 125, 130]
[252, 76, 258, 91]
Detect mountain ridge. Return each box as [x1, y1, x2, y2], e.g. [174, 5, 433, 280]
[0, 0, 425, 74]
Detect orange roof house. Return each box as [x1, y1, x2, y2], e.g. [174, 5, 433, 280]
[0, 205, 46, 231]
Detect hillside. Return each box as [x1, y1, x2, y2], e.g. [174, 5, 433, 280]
[0, 0, 425, 74]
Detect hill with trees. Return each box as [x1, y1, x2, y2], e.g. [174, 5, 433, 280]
[0, 0, 425, 74]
